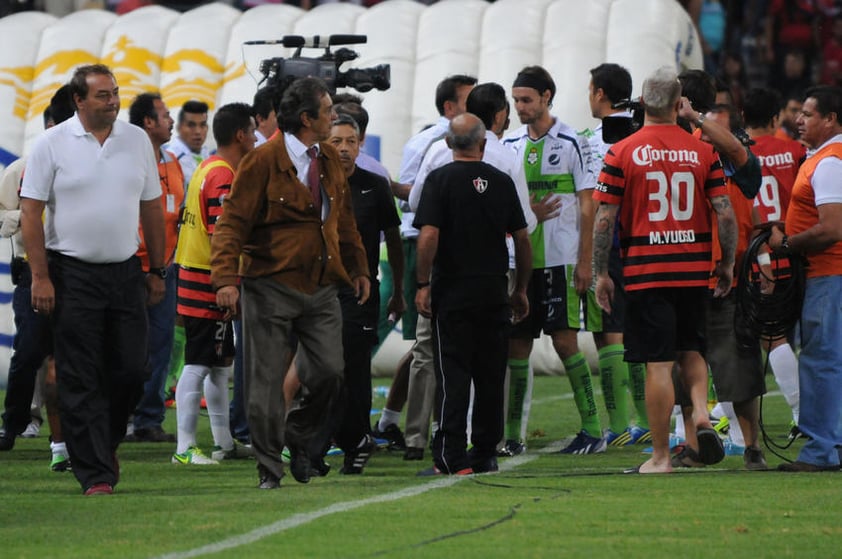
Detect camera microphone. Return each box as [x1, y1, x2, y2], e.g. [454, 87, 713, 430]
[243, 36, 306, 47]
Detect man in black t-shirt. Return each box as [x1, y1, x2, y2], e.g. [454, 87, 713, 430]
[413, 113, 531, 475]
[316, 115, 404, 475]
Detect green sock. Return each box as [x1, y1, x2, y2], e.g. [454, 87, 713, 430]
[563, 352, 600, 438]
[166, 324, 186, 398]
[598, 344, 630, 434]
[505, 359, 530, 441]
[628, 362, 649, 429]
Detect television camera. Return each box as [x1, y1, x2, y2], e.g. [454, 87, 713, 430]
[245, 34, 390, 94]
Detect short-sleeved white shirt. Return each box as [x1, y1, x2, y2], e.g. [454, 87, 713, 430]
[398, 116, 450, 240]
[812, 134, 842, 206]
[21, 114, 161, 263]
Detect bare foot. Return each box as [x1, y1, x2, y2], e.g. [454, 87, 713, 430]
[636, 457, 673, 474]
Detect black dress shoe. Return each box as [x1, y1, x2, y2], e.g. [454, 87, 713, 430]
[778, 460, 840, 472]
[0, 433, 15, 451]
[257, 465, 281, 489]
[289, 448, 311, 483]
[403, 447, 424, 461]
[310, 457, 331, 477]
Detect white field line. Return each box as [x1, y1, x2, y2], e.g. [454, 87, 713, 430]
[152, 388, 784, 558]
[150, 453, 537, 559]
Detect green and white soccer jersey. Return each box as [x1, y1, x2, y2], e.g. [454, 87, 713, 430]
[504, 119, 595, 269]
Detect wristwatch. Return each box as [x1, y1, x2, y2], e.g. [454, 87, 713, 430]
[696, 112, 707, 127]
[780, 235, 791, 253]
[416, 281, 430, 289]
[148, 266, 168, 279]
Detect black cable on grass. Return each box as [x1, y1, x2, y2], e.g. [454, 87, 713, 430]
[735, 229, 806, 465]
[363, 504, 522, 558]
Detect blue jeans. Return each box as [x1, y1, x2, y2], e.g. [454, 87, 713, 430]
[797, 275, 842, 467]
[229, 318, 250, 442]
[134, 265, 177, 430]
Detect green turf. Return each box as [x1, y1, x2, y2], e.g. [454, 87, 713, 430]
[0, 374, 836, 559]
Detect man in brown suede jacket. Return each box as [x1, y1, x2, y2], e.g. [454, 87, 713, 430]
[210, 77, 370, 490]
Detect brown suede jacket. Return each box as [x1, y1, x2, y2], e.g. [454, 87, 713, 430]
[210, 132, 369, 294]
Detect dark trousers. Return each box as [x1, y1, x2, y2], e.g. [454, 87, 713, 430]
[49, 252, 149, 491]
[134, 264, 177, 430]
[1, 262, 52, 436]
[329, 290, 378, 453]
[241, 279, 343, 480]
[431, 303, 510, 473]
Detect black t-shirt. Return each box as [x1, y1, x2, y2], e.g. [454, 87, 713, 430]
[339, 165, 400, 322]
[413, 160, 527, 310]
[347, 166, 401, 280]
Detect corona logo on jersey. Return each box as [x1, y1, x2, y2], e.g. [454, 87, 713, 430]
[757, 151, 796, 169]
[631, 144, 700, 166]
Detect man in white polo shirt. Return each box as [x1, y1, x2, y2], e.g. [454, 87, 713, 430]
[20, 64, 166, 496]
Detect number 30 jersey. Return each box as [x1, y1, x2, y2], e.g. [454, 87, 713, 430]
[594, 124, 727, 291]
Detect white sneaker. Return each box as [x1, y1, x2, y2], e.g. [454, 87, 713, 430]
[211, 441, 254, 461]
[21, 422, 41, 438]
[172, 446, 219, 465]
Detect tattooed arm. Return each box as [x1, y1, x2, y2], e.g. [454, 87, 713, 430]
[593, 201, 619, 313]
[711, 193, 737, 298]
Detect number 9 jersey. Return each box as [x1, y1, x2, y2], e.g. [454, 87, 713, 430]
[750, 135, 806, 224]
[594, 124, 727, 291]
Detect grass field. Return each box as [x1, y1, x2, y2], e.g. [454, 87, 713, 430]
[1, 374, 838, 559]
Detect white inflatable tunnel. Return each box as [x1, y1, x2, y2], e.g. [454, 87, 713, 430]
[0, 0, 701, 385]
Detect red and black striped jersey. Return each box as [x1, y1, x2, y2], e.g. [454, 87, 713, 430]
[750, 134, 805, 224]
[594, 124, 727, 291]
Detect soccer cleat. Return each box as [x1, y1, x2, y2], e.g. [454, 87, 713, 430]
[372, 423, 407, 452]
[559, 430, 607, 455]
[21, 422, 41, 438]
[604, 428, 633, 447]
[628, 426, 652, 444]
[723, 438, 745, 456]
[712, 415, 730, 435]
[50, 453, 72, 472]
[211, 440, 254, 461]
[341, 434, 377, 475]
[497, 439, 527, 457]
[172, 446, 219, 465]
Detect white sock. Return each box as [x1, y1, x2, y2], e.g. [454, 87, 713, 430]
[176, 364, 208, 454]
[674, 406, 685, 438]
[205, 366, 234, 451]
[769, 344, 800, 423]
[519, 362, 534, 442]
[50, 440, 68, 457]
[378, 408, 401, 430]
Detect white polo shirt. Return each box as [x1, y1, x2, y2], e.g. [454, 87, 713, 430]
[21, 114, 161, 264]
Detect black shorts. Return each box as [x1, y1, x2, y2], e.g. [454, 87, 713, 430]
[601, 248, 626, 334]
[511, 265, 602, 339]
[624, 287, 707, 363]
[183, 316, 235, 367]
